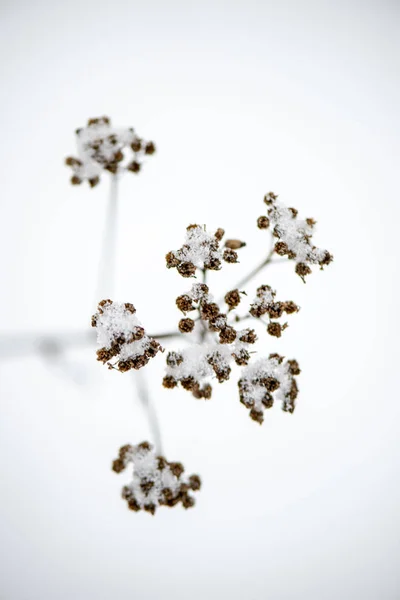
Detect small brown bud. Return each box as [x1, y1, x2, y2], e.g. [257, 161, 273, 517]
[166, 351, 183, 367]
[189, 475, 201, 491]
[127, 498, 141, 512]
[181, 494, 195, 509]
[129, 326, 145, 342]
[257, 216, 270, 229]
[176, 294, 194, 313]
[204, 257, 221, 270]
[181, 377, 197, 391]
[287, 359, 301, 375]
[264, 192, 278, 204]
[283, 301, 299, 314]
[289, 207, 298, 218]
[223, 249, 238, 263]
[140, 480, 154, 495]
[267, 302, 284, 319]
[319, 251, 333, 267]
[269, 353, 284, 363]
[127, 161, 141, 173]
[192, 383, 209, 399]
[71, 175, 82, 185]
[267, 322, 282, 338]
[131, 139, 142, 152]
[233, 349, 250, 366]
[263, 377, 280, 392]
[96, 347, 115, 363]
[262, 393, 274, 409]
[295, 262, 312, 280]
[169, 462, 184, 478]
[275, 241, 289, 256]
[179, 318, 195, 333]
[224, 289, 241, 310]
[201, 302, 220, 320]
[177, 262, 196, 278]
[65, 156, 82, 167]
[112, 458, 125, 473]
[143, 503, 156, 515]
[219, 326, 237, 344]
[145, 141, 156, 155]
[165, 251, 180, 268]
[163, 375, 178, 389]
[239, 329, 257, 344]
[225, 239, 246, 249]
[138, 441, 151, 451]
[214, 228, 225, 241]
[249, 408, 264, 424]
[123, 302, 136, 314]
[88, 176, 100, 188]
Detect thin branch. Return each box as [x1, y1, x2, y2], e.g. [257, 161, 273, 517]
[148, 331, 181, 340]
[95, 174, 119, 303]
[0, 330, 96, 360]
[229, 246, 275, 292]
[133, 370, 163, 454]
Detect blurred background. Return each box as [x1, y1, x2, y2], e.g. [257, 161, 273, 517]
[0, 0, 399, 598]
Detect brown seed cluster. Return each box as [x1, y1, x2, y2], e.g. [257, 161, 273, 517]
[163, 322, 257, 400]
[238, 354, 301, 423]
[257, 192, 333, 280]
[65, 116, 156, 187]
[112, 442, 201, 514]
[92, 299, 162, 372]
[249, 285, 299, 337]
[166, 225, 244, 278]
[225, 289, 242, 311]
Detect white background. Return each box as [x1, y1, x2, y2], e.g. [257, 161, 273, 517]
[0, 0, 399, 598]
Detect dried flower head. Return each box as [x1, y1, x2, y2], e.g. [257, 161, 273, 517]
[92, 300, 162, 372]
[166, 225, 244, 277]
[259, 192, 333, 280]
[112, 442, 201, 513]
[249, 285, 299, 336]
[238, 354, 300, 423]
[163, 325, 256, 399]
[65, 116, 156, 187]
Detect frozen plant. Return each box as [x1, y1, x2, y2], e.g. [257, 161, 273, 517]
[257, 192, 333, 281]
[89, 181, 332, 511]
[91, 300, 163, 372]
[112, 441, 201, 514]
[64, 118, 333, 514]
[65, 116, 156, 187]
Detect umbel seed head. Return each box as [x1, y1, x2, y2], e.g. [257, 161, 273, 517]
[65, 116, 156, 188]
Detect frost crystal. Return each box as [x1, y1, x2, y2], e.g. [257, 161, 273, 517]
[238, 354, 300, 423]
[258, 192, 333, 280]
[92, 300, 162, 372]
[65, 116, 155, 187]
[112, 441, 201, 514]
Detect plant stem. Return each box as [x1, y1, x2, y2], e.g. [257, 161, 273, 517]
[95, 175, 119, 303]
[230, 246, 275, 291]
[133, 370, 163, 454]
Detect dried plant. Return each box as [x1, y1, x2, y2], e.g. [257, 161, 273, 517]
[65, 116, 155, 187]
[112, 442, 201, 514]
[82, 119, 333, 514]
[0, 115, 333, 516]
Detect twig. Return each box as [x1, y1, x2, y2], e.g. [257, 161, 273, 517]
[229, 246, 275, 292]
[133, 370, 163, 454]
[95, 174, 119, 303]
